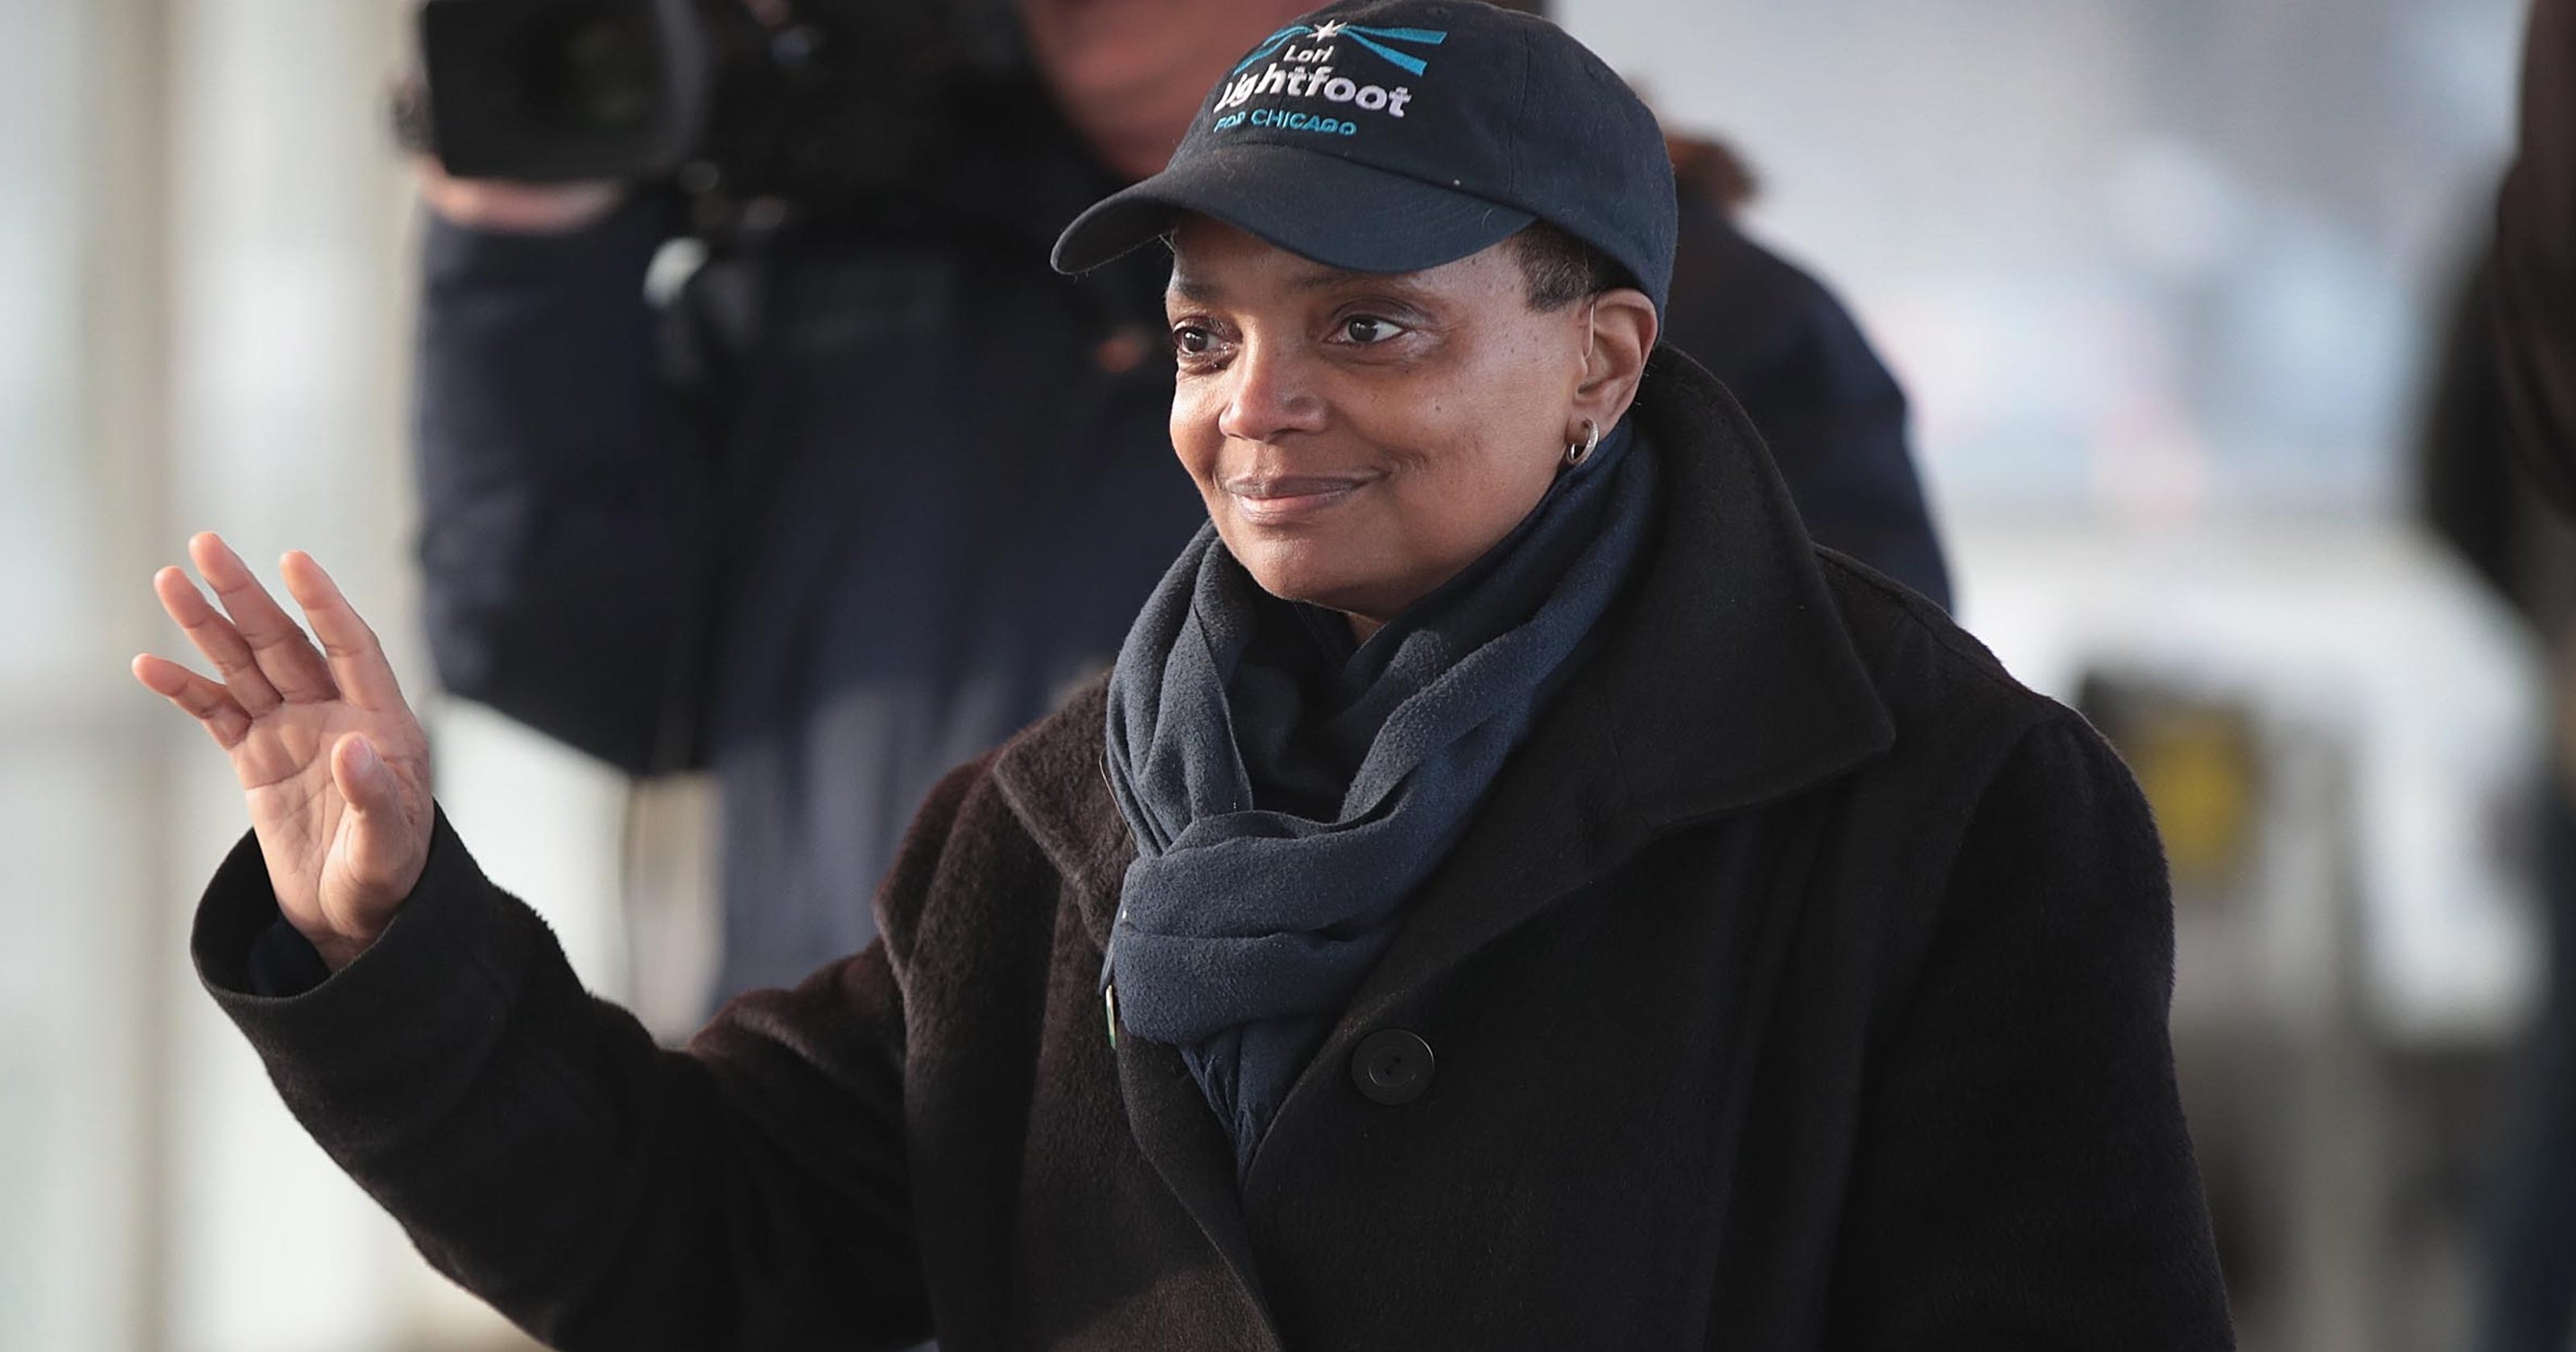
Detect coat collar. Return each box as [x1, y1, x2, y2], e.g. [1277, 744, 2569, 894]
[993, 346, 1895, 952]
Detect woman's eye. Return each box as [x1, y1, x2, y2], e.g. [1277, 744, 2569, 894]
[1342, 316, 1406, 344]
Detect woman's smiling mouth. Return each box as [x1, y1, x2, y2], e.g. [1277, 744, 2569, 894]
[1224, 473, 1380, 524]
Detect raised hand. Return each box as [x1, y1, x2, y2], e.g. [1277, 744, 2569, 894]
[132, 534, 434, 970]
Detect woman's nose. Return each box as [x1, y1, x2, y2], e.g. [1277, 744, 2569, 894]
[1216, 338, 1329, 444]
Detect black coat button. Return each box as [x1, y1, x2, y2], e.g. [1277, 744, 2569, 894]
[1351, 1028, 1435, 1106]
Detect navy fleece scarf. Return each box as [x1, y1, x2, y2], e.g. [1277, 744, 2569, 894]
[1103, 423, 1660, 1173]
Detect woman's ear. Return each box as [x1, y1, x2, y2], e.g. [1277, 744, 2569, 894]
[1571, 288, 1657, 438]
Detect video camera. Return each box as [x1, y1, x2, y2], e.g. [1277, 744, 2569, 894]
[397, 0, 1011, 216]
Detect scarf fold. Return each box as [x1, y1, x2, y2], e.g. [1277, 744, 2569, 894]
[1103, 423, 1661, 1174]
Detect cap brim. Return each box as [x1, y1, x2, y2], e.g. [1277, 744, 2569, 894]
[1051, 142, 1535, 278]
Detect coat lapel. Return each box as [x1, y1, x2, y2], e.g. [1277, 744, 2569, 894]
[993, 709, 1284, 1348]
[1111, 1032, 1283, 1346]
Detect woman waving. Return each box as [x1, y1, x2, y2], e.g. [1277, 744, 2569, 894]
[139, 2, 2233, 1346]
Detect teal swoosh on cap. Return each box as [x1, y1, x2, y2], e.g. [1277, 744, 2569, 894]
[1232, 25, 1315, 74]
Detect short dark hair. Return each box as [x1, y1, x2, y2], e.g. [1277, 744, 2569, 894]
[1507, 221, 1628, 311]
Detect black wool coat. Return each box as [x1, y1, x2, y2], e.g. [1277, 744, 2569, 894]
[196, 352, 2231, 1351]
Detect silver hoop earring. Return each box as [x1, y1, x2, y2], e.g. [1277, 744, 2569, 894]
[1563, 419, 1600, 468]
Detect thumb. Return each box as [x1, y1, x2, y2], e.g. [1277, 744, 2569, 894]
[317, 731, 427, 954]
[330, 732, 402, 818]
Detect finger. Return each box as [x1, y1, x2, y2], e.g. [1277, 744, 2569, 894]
[189, 533, 336, 703]
[279, 551, 406, 712]
[131, 653, 254, 748]
[154, 565, 282, 715]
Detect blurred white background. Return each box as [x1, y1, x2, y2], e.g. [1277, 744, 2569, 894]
[1576, 0, 2529, 517]
[0, 0, 2549, 1347]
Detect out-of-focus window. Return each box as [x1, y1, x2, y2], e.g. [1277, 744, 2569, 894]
[0, 2, 84, 680]
[0, 2, 148, 1350]
[1574, 0, 2524, 517]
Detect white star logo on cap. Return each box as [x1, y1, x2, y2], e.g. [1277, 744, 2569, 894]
[1313, 20, 1347, 37]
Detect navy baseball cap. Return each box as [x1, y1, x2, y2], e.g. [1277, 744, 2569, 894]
[1049, 0, 1678, 312]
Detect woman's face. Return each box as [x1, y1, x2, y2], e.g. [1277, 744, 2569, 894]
[1164, 216, 1653, 634]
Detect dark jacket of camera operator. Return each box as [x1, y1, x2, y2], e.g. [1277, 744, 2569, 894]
[412, 77, 1951, 1009]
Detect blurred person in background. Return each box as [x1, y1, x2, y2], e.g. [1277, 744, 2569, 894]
[2427, 247, 2576, 1352]
[2460, 1, 2576, 1347]
[411, 0, 1950, 1016]
[2491, 0, 2576, 516]
[138, 8, 2226, 1344]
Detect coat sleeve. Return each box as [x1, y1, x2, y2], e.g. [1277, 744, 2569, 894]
[1825, 713, 2235, 1349]
[2492, 0, 2576, 516]
[413, 189, 719, 774]
[188, 763, 993, 1351]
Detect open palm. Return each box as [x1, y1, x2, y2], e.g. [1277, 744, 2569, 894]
[132, 534, 433, 970]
